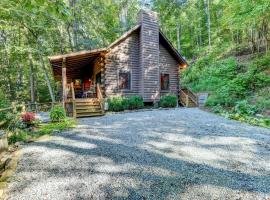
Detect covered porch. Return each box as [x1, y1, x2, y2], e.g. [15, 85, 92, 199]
[49, 48, 107, 117]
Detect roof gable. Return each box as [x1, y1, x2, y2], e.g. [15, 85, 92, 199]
[107, 25, 187, 65]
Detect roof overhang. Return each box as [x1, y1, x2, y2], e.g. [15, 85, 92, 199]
[49, 48, 107, 81]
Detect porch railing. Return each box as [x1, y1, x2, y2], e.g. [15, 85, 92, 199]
[96, 83, 104, 113]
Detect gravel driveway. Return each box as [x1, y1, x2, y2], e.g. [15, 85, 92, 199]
[7, 108, 270, 200]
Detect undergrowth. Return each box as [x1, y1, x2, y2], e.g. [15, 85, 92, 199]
[182, 51, 270, 128]
[8, 118, 76, 144]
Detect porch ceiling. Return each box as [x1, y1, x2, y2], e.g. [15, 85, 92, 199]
[49, 48, 107, 81]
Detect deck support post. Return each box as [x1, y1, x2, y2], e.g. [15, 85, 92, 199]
[62, 57, 67, 107]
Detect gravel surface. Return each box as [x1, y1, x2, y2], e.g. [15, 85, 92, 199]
[7, 108, 270, 200]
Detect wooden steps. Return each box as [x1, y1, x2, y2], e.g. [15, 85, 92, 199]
[75, 98, 104, 118]
[179, 88, 198, 107]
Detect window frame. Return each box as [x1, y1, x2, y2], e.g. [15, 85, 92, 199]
[160, 73, 170, 91]
[118, 70, 132, 91]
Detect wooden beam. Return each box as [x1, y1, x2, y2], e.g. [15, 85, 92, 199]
[48, 48, 107, 61]
[62, 57, 67, 106]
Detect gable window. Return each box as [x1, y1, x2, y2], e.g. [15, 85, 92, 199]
[119, 71, 131, 90]
[160, 73, 170, 90]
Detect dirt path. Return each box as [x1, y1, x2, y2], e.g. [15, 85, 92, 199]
[7, 108, 270, 200]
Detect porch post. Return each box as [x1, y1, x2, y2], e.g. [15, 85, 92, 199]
[62, 57, 67, 106]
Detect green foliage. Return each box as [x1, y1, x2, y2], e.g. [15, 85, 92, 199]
[108, 95, 144, 111]
[159, 94, 177, 108]
[0, 89, 11, 121]
[108, 96, 129, 112]
[8, 131, 29, 144]
[234, 100, 258, 115]
[8, 118, 76, 144]
[127, 95, 144, 110]
[4, 112, 26, 131]
[36, 118, 76, 136]
[227, 113, 270, 128]
[184, 56, 270, 109]
[49, 106, 66, 122]
[0, 89, 10, 109]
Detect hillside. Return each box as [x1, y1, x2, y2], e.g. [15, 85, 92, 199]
[182, 50, 270, 127]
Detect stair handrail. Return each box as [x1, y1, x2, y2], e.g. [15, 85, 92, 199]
[179, 87, 198, 106]
[70, 82, 76, 118]
[96, 83, 104, 112]
[186, 88, 198, 104]
[179, 89, 188, 106]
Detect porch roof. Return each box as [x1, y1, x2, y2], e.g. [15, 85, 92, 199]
[48, 48, 107, 81]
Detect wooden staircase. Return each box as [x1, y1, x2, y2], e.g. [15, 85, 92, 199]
[64, 83, 105, 118]
[179, 88, 198, 107]
[75, 98, 104, 118]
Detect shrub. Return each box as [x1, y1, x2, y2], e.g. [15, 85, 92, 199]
[127, 95, 144, 110]
[50, 106, 66, 122]
[21, 112, 36, 125]
[5, 112, 26, 131]
[159, 94, 177, 108]
[0, 89, 10, 121]
[8, 131, 29, 144]
[234, 100, 258, 116]
[108, 96, 129, 112]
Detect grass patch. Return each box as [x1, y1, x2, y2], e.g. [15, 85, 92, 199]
[8, 118, 76, 144]
[35, 118, 76, 136]
[211, 105, 270, 128]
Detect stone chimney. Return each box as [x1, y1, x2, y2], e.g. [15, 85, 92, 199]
[138, 9, 160, 102]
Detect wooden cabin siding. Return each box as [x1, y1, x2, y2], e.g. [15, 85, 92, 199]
[104, 31, 141, 97]
[92, 59, 102, 83]
[159, 44, 179, 96]
[139, 10, 160, 102]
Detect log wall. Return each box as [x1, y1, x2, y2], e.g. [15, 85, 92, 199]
[104, 30, 140, 97]
[159, 43, 179, 97]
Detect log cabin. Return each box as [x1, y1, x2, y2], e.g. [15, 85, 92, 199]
[49, 9, 188, 117]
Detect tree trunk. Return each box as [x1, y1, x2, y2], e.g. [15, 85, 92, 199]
[38, 52, 56, 103]
[204, 0, 211, 49]
[177, 22, 181, 53]
[28, 53, 35, 103]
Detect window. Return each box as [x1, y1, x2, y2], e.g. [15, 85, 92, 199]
[160, 73, 169, 90]
[119, 71, 131, 90]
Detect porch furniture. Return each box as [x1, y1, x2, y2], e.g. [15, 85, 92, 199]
[83, 85, 96, 98]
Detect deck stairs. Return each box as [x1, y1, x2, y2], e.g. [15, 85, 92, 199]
[179, 88, 198, 107]
[75, 98, 104, 118]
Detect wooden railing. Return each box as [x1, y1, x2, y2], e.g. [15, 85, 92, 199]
[63, 82, 77, 118]
[96, 83, 104, 113]
[71, 82, 76, 118]
[27, 102, 60, 112]
[179, 88, 198, 107]
[0, 104, 26, 128]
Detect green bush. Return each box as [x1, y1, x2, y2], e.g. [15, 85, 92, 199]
[8, 131, 29, 144]
[50, 106, 66, 122]
[127, 95, 144, 110]
[108, 95, 144, 111]
[234, 100, 258, 115]
[0, 89, 10, 121]
[5, 112, 26, 131]
[108, 96, 129, 112]
[159, 94, 177, 108]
